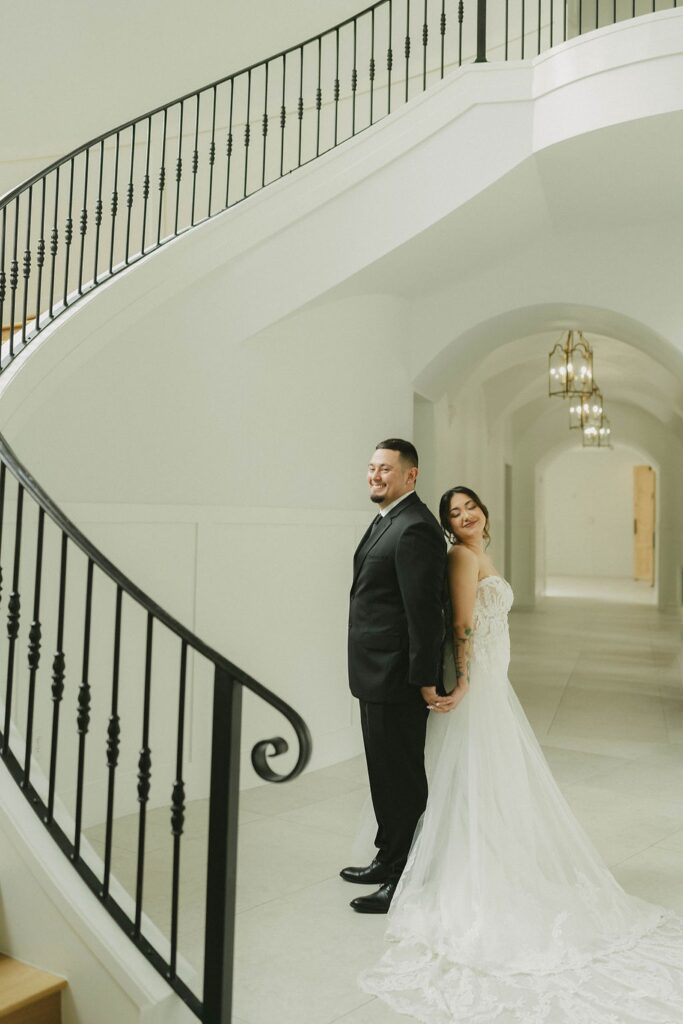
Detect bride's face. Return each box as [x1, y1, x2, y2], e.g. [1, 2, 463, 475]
[448, 493, 486, 545]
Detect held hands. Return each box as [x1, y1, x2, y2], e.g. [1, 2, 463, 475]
[420, 683, 469, 714]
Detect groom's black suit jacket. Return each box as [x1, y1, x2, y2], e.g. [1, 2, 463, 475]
[348, 492, 447, 703]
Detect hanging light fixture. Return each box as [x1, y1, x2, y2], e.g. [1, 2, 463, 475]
[568, 384, 603, 430]
[582, 405, 612, 449]
[581, 386, 605, 448]
[597, 416, 612, 448]
[548, 330, 593, 398]
[568, 395, 588, 429]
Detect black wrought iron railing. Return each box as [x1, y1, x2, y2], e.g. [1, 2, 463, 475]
[0, 431, 311, 1021]
[2, 0, 678, 373]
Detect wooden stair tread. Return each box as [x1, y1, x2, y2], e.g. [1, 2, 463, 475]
[0, 956, 66, 1017]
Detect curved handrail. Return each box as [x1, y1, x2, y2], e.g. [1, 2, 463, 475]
[0, 431, 311, 781]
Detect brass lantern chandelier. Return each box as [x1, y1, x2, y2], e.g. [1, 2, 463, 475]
[583, 413, 612, 449]
[548, 331, 593, 398]
[570, 384, 603, 430]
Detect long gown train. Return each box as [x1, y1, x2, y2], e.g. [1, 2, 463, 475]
[358, 576, 683, 1023]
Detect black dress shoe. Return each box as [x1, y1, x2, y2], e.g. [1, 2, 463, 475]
[340, 857, 388, 885]
[350, 881, 397, 914]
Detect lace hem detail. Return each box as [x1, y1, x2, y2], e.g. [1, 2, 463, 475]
[359, 917, 683, 1024]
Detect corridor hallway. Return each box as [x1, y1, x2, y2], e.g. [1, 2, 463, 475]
[86, 594, 683, 1023]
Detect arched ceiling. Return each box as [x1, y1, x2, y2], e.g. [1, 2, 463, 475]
[454, 330, 683, 440]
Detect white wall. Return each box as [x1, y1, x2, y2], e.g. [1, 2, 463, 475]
[542, 445, 641, 579]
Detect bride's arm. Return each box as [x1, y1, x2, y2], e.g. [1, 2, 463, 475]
[447, 544, 479, 694]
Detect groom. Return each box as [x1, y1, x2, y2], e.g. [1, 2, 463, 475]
[342, 439, 446, 913]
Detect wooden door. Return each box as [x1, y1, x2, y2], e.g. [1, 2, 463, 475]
[633, 466, 655, 585]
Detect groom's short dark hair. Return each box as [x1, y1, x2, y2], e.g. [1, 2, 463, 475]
[375, 438, 419, 468]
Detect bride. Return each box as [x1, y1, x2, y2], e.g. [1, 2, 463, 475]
[359, 485, 683, 1023]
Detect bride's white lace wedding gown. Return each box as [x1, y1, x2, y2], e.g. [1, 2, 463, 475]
[359, 576, 683, 1023]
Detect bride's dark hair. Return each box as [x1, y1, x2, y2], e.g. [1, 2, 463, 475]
[439, 486, 491, 547]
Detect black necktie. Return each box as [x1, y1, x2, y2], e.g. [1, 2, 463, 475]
[370, 513, 383, 532]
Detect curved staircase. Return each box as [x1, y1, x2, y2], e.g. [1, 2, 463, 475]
[1, 1, 682, 1022]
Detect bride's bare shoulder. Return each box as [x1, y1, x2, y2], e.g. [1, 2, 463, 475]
[447, 544, 479, 573]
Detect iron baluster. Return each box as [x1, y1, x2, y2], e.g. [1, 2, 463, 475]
[21, 185, 33, 344]
[174, 102, 184, 237]
[440, 0, 446, 76]
[63, 157, 75, 306]
[73, 558, 94, 859]
[422, 0, 428, 92]
[352, 19, 358, 134]
[505, 0, 510, 56]
[262, 62, 270, 188]
[109, 133, 121, 276]
[244, 70, 252, 198]
[134, 613, 154, 938]
[169, 640, 188, 979]
[8, 197, 20, 359]
[405, 0, 411, 103]
[102, 585, 123, 899]
[141, 116, 152, 254]
[550, 0, 554, 48]
[202, 668, 242, 1024]
[207, 86, 217, 219]
[316, 38, 323, 158]
[77, 149, 89, 296]
[93, 141, 104, 284]
[334, 29, 340, 148]
[125, 122, 137, 264]
[387, 0, 394, 114]
[297, 47, 304, 167]
[157, 108, 168, 246]
[191, 93, 200, 227]
[280, 54, 287, 178]
[2, 483, 24, 754]
[34, 168, 46, 331]
[459, 0, 464, 65]
[370, 9, 376, 124]
[47, 531, 68, 823]
[23, 507, 45, 785]
[225, 79, 235, 207]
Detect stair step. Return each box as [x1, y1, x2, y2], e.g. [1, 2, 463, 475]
[0, 955, 66, 1024]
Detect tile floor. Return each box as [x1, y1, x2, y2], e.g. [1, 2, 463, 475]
[86, 587, 683, 1024]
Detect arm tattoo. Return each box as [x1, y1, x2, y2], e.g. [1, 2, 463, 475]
[451, 626, 473, 687]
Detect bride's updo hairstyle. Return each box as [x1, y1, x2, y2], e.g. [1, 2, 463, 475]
[439, 486, 491, 547]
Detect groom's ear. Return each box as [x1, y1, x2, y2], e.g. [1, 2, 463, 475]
[407, 465, 418, 486]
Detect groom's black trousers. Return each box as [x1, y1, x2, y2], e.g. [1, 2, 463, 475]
[360, 695, 429, 883]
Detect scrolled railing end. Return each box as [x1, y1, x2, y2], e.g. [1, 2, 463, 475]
[251, 718, 313, 783]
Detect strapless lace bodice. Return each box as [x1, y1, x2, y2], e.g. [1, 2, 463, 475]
[471, 575, 512, 665]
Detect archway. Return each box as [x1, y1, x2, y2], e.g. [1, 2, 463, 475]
[536, 442, 660, 605]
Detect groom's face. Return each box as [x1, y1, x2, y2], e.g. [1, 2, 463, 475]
[367, 448, 417, 509]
